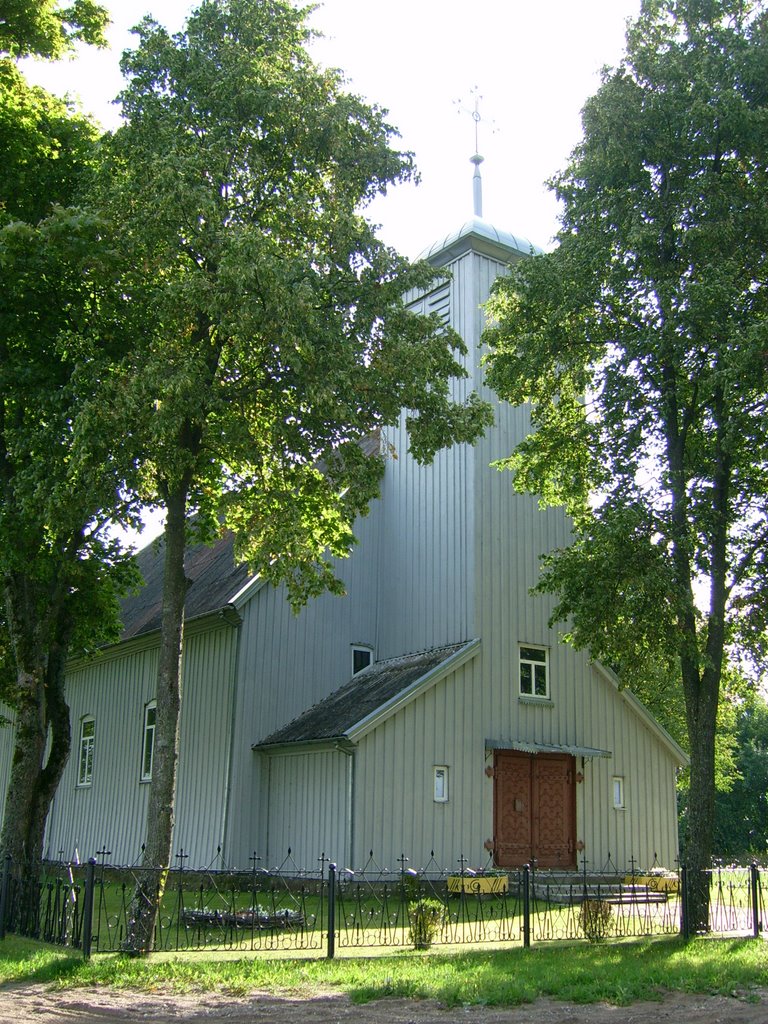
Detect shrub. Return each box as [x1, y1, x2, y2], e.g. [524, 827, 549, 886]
[408, 897, 445, 949]
[579, 898, 613, 942]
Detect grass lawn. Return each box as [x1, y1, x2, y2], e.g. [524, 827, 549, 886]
[0, 935, 765, 1007]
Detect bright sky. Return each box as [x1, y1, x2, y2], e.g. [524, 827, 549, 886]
[24, 0, 642, 257]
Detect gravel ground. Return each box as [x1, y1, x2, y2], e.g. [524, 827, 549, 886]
[0, 984, 766, 1024]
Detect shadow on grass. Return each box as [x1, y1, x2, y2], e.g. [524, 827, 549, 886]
[1, 934, 765, 1010]
[345, 937, 768, 1008]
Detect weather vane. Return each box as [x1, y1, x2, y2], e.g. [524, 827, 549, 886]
[456, 88, 496, 158]
[455, 88, 495, 217]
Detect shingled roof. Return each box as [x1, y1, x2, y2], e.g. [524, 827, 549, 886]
[120, 531, 252, 641]
[255, 640, 478, 748]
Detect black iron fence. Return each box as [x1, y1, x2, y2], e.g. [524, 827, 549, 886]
[0, 851, 764, 958]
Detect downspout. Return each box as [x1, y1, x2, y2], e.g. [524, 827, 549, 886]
[218, 611, 242, 863]
[336, 742, 355, 868]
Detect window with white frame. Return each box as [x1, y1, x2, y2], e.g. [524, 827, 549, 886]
[141, 702, 157, 782]
[613, 776, 625, 809]
[433, 765, 449, 802]
[352, 645, 373, 675]
[78, 717, 95, 787]
[519, 645, 549, 698]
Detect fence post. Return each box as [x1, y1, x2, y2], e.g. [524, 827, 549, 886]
[81, 858, 96, 960]
[327, 862, 336, 960]
[0, 855, 10, 941]
[680, 864, 689, 941]
[750, 863, 760, 939]
[522, 864, 531, 949]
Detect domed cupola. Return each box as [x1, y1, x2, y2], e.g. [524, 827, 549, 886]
[419, 119, 542, 267]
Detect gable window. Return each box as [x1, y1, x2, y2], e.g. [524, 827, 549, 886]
[352, 645, 373, 675]
[141, 702, 157, 782]
[78, 717, 95, 787]
[519, 645, 549, 699]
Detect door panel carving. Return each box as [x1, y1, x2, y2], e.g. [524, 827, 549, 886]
[493, 751, 576, 868]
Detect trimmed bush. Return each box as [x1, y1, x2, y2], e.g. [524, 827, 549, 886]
[579, 898, 613, 942]
[408, 897, 445, 950]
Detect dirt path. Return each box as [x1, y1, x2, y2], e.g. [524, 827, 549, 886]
[0, 985, 766, 1024]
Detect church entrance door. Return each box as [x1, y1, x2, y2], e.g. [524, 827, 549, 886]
[493, 750, 576, 869]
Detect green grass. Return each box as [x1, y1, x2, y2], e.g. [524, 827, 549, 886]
[0, 935, 765, 1007]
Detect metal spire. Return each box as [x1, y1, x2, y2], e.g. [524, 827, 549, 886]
[457, 89, 491, 218]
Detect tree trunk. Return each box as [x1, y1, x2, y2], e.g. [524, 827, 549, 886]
[124, 483, 189, 954]
[683, 665, 719, 934]
[0, 592, 73, 935]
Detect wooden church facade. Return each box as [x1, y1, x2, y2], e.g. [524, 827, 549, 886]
[0, 215, 686, 874]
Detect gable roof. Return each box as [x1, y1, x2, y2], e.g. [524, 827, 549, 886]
[254, 639, 480, 750]
[120, 433, 383, 642]
[120, 532, 252, 641]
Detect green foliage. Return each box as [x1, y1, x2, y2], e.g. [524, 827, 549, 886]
[713, 692, 768, 859]
[104, 0, 492, 607]
[407, 897, 445, 949]
[0, 0, 108, 59]
[0, 0, 138, 876]
[102, 0, 492, 950]
[483, 0, 768, 890]
[0, 61, 100, 223]
[0, 205, 139, 546]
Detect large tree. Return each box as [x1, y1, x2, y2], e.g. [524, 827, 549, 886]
[0, 207, 140, 904]
[484, 0, 768, 931]
[104, 0, 492, 952]
[0, 0, 138, 914]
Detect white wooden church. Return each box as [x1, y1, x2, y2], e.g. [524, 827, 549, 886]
[0, 163, 686, 874]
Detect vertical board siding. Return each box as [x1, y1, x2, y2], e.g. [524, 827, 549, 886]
[349, 654, 679, 871]
[44, 645, 158, 864]
[172, 626, 239, 864]
[224, 510, 381, 864]
[374, 273, 475, 661]
[4, 235, 682, 878]
[45, 622, 238, 867]
[263, 749, 349, 868]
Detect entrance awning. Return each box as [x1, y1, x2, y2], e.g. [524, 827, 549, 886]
[486, 739, 612, 759]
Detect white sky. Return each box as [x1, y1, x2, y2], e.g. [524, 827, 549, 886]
[24, 0, 642, 258]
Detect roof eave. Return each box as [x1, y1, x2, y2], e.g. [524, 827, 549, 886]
[253, 736, 354, 755]
[345, 637, 481, 743]
[593, 661, 690, 766]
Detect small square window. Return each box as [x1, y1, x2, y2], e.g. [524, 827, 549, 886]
[352, 646, 373, 675]
[78, 717, 95, 787]
[519, 646, 549, 698]
[613, 776, 625, 809]
[141, 702, 157, 782]
[433, 765, 449, 803]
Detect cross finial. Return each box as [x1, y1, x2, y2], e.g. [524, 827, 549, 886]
[456, 88, 493, 218]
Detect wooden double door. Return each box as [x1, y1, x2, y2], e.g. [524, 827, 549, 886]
[493, 750, 576, 868]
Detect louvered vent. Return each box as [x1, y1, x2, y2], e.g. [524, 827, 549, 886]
[427, 280, 451, 327]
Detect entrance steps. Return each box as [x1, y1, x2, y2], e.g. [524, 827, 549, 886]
[526, 871, 671, 905]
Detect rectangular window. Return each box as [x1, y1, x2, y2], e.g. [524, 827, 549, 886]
[352, 646, 373, 675]
[519, 646, 549, 698]
[78, 718, 95, 787]
[613, 776, 625, 809]
[433, 765, 449, 802]
[141, 702, 156, 782]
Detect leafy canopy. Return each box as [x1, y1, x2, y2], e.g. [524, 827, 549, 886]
[0, 0, 108, 59]
[484, 0, 768, 690]
[105, 0, 492, 606]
